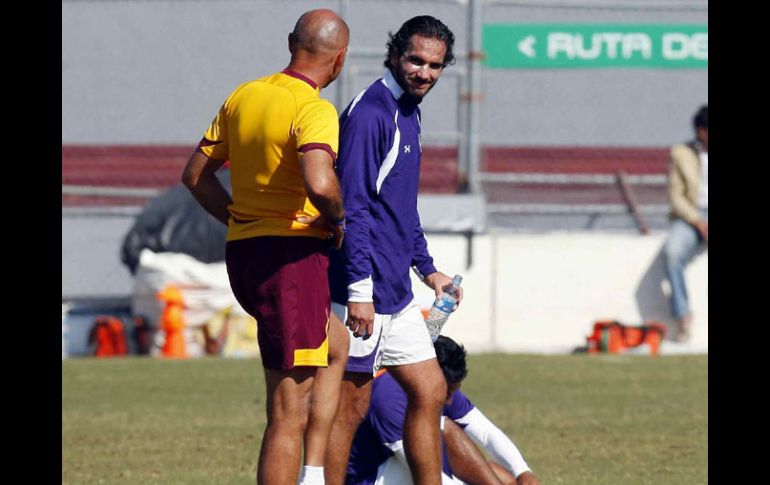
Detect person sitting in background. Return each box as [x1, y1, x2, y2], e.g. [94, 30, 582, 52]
[346, 335, 540, 485]
[663, 105, 708, 342]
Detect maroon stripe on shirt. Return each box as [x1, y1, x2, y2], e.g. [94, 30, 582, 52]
[281, 69, 319, 89]
[198, 137, 222, 147]
[299, 143, 337, 161]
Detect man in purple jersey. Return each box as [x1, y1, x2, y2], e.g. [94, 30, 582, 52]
[346, 336, 541, 485]
[324, 16, 463, 485]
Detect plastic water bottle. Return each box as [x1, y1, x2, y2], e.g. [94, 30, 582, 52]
[425, 274, 463, 341]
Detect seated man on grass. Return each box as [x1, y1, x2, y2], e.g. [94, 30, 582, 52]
[346, 335, 540, 485]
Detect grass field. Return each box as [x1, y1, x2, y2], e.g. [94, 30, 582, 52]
[62, 354, 707, 485]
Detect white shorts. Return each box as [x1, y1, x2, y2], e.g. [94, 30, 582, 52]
[373, 456, 464, 485]
[331, 299, 436, 375]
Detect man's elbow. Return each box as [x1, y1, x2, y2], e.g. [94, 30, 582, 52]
[181, 167, 198, 192]
[181, 149, 211, 191]
[181, 169, 194, 190]
[181, 157, 204, 191]
[305, 176, 337, 201]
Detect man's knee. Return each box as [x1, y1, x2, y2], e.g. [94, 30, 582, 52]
[664, 238, 687, 267]
[328, 334, 350, 364]
[337, 373, 373, 426]
[267, 396, 312, 423]
[419, 378, 447, 410]
[393, 360, 447, 410]
[328, 314, 351, 363]
[336, 396, 367, 426]
[265, 368, 315, 423]
[407, 373, 446, 411]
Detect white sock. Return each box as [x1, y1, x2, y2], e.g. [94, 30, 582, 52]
[298, 465, 324, 485]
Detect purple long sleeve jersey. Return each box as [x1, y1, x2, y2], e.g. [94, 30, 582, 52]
[329, 70, 437, 314]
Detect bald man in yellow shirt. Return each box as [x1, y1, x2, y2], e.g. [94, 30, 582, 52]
[182, 10, 350, 485]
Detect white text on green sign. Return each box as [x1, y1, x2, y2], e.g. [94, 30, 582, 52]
[483, 24, 708, 69]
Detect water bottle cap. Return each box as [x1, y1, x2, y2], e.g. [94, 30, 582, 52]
[452, 275, 463, 286]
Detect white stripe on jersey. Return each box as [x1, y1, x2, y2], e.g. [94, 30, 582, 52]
[347, 88, 367, 116]
[375, 110, 400, 194]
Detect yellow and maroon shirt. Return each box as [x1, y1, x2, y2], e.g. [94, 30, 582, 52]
[199, 70, 339, 241]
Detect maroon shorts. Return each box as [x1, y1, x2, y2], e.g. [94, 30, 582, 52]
[226, 236, 330, 370]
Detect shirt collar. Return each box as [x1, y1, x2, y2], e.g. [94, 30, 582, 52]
[381, 69, 404, 100]
[281, 69, 319, 91]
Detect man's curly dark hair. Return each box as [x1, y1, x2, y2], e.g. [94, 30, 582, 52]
[384, 16, 456, 69]
[434, 335, 468, 385]
[693, 104, 708, 131]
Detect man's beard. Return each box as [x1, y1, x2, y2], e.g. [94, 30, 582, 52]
[393, 66, 433, 104]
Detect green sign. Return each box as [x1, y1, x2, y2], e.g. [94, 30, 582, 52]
[483, 24, 707, 69]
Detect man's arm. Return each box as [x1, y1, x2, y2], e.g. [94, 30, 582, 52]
[336, 112, 383, 338]
[444, 418, 506, 485]
[411, 212, 465, 304]
[455, 407, 533, 480]
[668, 146, 702, 225]
[668, 146, 708, 241]
[181, 149, 231, 226]
[299, 148, 345, 249]
[411, 211, 437, 281]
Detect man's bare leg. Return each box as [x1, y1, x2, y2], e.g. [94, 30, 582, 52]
[389, 358, 447, 485]
[323, 372, 374, 485]
[258, 367, 316, 485]
[302, 314, 350, 474]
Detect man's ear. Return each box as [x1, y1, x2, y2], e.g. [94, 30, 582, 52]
[288, 32, 296, 55]
[389, 50, 399, 68]
[334, 46, 349, 71]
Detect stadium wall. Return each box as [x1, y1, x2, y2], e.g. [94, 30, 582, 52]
[413, 231, 708, 353]
[413, 232, 708, 354]
[62, 228, 707, 355]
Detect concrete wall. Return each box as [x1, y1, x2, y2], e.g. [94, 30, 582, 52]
[62, 219, 707, 354]
[411, 232, 707, 353]
[62, 215, 135, 300]
[62, 0, 707, 146]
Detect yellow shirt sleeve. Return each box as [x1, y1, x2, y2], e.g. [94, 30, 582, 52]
[199, 103, 230, 161]
[294, 99, 339, 160]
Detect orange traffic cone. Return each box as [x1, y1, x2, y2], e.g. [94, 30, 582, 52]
[157, 285, 188, 358]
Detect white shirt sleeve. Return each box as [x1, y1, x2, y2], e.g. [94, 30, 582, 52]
[348, 276, 374, 302]
[454, 407, 532, 477]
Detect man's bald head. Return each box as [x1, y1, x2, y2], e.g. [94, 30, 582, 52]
[290, 9, 349, 56]
[286, 9, 349, 88]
